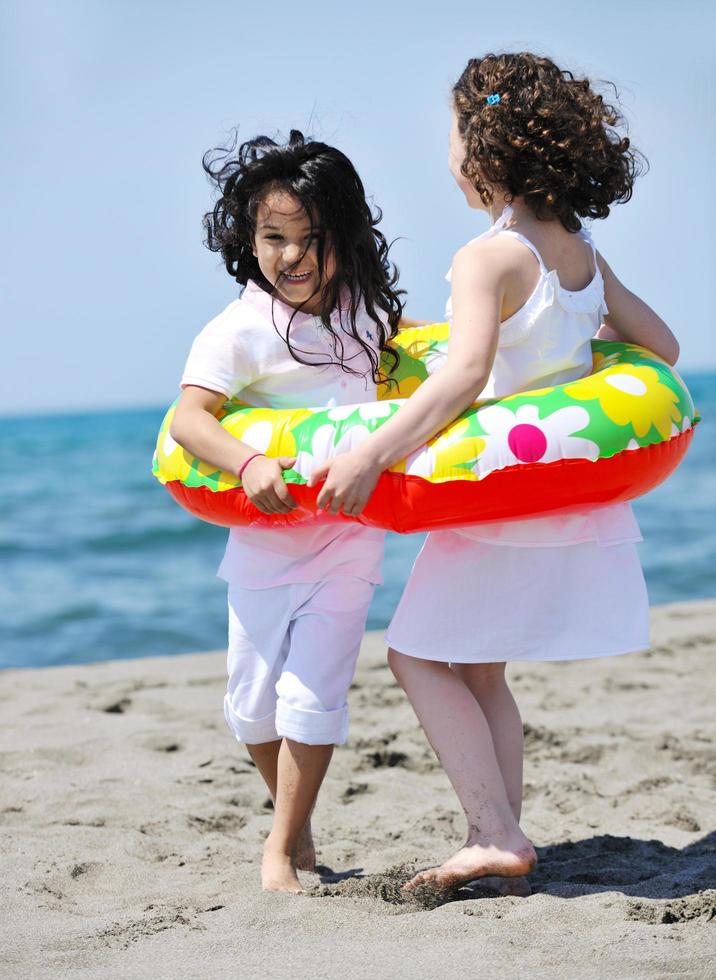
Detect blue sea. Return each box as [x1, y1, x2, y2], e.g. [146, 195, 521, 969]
[2, 375, 714, 670]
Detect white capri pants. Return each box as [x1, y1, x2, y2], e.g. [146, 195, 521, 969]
[224, 577, 375, 746]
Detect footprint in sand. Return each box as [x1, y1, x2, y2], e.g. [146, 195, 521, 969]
[101, 697, 132, 714]
[602, 678, 654, 692]
[626, 890, 716, 924]
[67, 861, 106, 885]
[186, 811, 247, 833]
[664, 809, 702, 833]
[559, 744, 605, 765]
[218, 792, 255, 811]
[351, 733, 399, 750]
[630, 775, 673, 792]
[97, 905, 199, 948]
[139, 735, 184, 753]
[362, 749, 410, 770]
[522, 723, 567, 753]
[341, 782, 373, 803]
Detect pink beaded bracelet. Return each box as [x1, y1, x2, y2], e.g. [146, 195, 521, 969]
[238, 453, 266, 481]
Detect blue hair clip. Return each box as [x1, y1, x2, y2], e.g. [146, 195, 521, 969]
[486, 93, 501, 105]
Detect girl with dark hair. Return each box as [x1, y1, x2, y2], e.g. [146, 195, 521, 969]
[170, 130, 402, 893]
[311, 53, 679, 898]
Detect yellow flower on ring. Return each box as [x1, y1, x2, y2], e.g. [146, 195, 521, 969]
[565, 364, 681, 440]
[591, 350, 622, 373]
[155, 406, 189, 482]
[391, 419, 484, 481]
[394, 322, 450, 351]
[429, 419, 485, 482]
[379, 374, 423, 399]
[223, 406, 311, 457]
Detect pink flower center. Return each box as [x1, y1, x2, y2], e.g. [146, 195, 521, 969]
[507, 423, 548, 463]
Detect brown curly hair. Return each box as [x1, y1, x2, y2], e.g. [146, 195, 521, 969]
[452, 52, 646, 232]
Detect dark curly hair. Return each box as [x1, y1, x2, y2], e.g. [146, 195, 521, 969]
[202, 130, 403, 383]
[452, 52, 647, 232]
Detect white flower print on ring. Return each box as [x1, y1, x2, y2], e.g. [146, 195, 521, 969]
[326, 402, 394, 423]
[472, 404, 600, 478]
[293, 422, 372, 482]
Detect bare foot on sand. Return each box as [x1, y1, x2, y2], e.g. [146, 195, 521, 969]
[262, 836, 304, 894]
[477, 875, 532, 897]
[404, 836, 537, 896]
[294, 822, 316, 872]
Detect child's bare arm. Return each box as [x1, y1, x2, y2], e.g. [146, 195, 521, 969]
[594, 322, 621, 342]
[597, 254, 680, 364]
[170, 386, 296, 514]
[171, 385, 247, 474]
[309, 240, 505, 514]
[362, 242, 503, 468]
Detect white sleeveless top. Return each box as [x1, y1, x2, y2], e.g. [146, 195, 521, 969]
[445, 205, 642, 548]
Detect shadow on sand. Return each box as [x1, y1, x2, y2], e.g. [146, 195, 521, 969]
[309, 830, 716, 914]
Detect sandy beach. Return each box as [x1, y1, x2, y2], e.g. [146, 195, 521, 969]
[1, 599, 714, 979]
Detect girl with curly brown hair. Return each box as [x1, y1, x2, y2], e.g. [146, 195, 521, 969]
[311, 53, 679, 897]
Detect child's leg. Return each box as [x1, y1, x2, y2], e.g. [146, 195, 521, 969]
[449, 662, 524, 820]
[225, 585, 316, 881]
[449, 661, 530, 896]
[262, 577, 374, 893]
[262, 740, 334, 892]
[388, 648, 537, 893]
[244, 740, 280, 796]
[244, 740, 316, 871]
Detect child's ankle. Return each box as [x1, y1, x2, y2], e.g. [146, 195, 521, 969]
[465, 820, 527, 849]
[264, 831, 294, 857]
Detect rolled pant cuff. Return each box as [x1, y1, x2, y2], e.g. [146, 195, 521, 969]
[223, 695, 278, 745]
[275, 701, 350, 746]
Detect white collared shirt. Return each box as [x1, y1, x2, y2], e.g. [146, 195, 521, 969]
[180, 281, 386, 588]
[181, 280, 381, 411]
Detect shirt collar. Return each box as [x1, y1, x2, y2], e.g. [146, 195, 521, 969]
[241, 279, 314, 333]
[241, 279, 357, 333]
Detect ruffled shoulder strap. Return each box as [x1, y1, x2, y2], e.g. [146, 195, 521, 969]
[578, 223, 599, 272]
[577, 223, 609, 316]
[446, 204, 531, 284]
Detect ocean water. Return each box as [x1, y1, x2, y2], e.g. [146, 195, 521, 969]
[1, 375, 714, 670]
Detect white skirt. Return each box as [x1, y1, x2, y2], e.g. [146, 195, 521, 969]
[385, 530, 650, 663]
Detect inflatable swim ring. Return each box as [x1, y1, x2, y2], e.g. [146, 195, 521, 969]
[152, 325, 698, 532]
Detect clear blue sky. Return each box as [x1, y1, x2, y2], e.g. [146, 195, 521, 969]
[2, 0, 714, 416]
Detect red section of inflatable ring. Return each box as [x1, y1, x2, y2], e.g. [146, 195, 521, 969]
[163, 428, 694, 533]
